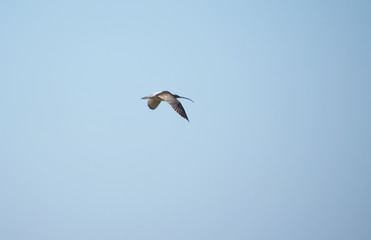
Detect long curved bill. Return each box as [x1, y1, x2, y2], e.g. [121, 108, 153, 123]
[178, 96, 194, 102]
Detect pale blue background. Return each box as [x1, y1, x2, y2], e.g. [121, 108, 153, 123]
[1, 1, 370, 239]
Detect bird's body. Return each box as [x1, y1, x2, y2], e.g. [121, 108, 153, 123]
[142, 91, 193, 121]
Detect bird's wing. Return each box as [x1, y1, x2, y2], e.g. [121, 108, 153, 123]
[167, 98, 189, 121]
[147, 98, 161, 110]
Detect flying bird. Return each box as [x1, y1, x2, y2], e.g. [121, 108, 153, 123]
[142, 91, 193, 121]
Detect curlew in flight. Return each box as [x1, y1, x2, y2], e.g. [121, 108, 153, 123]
[142, 91, 193, 121]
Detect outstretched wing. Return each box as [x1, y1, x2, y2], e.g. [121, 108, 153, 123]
[158, 92, 189, 121]
[167, 99, 189, 121]
[148, 98, 161, 110]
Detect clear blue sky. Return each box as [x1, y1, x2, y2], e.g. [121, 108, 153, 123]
[1, 1, 370, 239]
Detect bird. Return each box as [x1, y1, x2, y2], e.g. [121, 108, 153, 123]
[142, 91, 193, 121]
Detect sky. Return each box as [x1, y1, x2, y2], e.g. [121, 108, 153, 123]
[0, 1, 370, 239]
